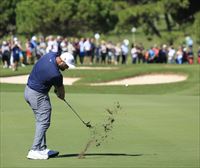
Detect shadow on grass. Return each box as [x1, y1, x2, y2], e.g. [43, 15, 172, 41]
[55, 153, 143, 158]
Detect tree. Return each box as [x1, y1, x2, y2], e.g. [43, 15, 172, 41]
[0, 0, 19, 37]
[15, 0, 118, 36]
[193, 12, 200, 43]
[114, 0, 200, 38]
[16, 0, 57, 35]
[115, 1, 162, 37]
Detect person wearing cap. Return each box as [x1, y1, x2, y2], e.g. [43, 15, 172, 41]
[24, 51, 75, 160]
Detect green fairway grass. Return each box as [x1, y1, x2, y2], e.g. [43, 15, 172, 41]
[0, 64, 199, 168]
[0, 93, 199, 168]
[0, 64, 199, 95]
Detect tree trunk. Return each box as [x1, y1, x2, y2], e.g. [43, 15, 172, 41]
[146, 19, 161, 38]
[164, 13, 172, 31]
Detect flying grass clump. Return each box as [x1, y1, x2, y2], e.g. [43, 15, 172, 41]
[78, 102, 122, 159]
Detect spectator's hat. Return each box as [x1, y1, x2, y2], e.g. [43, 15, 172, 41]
[14, 41, 19, 45]
[123, 39, 129, 46]
[2, 41, 7, 45]
[14, 37, 18, 41]
[32, 36, 37, 41]
[60, 52, 75, 69]
[162, 44, 167, 48]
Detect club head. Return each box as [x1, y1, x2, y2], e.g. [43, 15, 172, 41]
[85, 122, 92, 128]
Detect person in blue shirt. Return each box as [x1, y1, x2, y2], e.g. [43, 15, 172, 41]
[24, 52, 75, 160]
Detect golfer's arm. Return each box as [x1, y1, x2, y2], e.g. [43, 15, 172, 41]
[54, 85, 65, 100]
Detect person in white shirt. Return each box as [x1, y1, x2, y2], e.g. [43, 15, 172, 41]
[114, 43, 121, 65]
[168, 46, 176, 64]
[83, 38, 92, 64]
[131, 44, 138, 64]
[46, 36, 58, 53]
[79, 38, 85, 64]
[121, 41, 129, 64]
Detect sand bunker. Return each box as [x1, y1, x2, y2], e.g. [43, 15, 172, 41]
[91, 74, 187, 86]
[0, 75, 80, 85]
[75, 66, 118, 70]
[0, 73, 187, 86]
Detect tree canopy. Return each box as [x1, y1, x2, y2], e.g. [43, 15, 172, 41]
[0, 0, 199, 38]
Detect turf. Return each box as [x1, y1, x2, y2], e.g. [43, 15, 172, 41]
[0, 64, 199, 96]
[0, 92, 199, 168]
[0, 64, 199, 167]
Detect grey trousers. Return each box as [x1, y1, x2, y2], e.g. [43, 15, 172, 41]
[24, 85, 51, 151]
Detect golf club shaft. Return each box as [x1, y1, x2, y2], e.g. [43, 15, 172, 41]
[63, 99, 87, 125]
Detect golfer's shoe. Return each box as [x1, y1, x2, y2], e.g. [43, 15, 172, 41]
[41, 149, 59, 158]
[27, 150, 48, 160]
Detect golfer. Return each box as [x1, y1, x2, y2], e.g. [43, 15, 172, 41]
[24, 52, 75, 159]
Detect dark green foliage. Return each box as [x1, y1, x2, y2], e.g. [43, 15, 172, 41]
[0, 0, 20, 37]
[0, 0, 199, 39]
[15, 0, 118, 36]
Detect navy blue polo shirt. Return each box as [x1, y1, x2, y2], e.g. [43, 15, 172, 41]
[27, 52, 63, 93]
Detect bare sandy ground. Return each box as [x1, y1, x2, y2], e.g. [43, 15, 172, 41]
[0, 75, 80, 85]
[0, 74, 187, 86]
[74, 66, 118, 70]
[91, 74, 187, 86]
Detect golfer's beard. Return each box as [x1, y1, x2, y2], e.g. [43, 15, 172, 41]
[58, 65, 65, 71]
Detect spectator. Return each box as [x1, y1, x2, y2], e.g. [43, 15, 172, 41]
[56, 36, 63, 56]
[72, 38, 80, 64]
[83, 38, 92, 64]
[121, 40, 129, 64]
[25, 38, 33, 65]
[137, 43, 145, 63]
[131, 44, 138, 64]
[158, 44, 167, 63]
[100, 40, 107, 64]
[185, 35, 193, 49]
[187, 47, 194, 64]
[67, 39, 75, 55]
[198, 47, 200, 64]
[79, 38, 85, 64]
[176, 46, 183, 64]
[95, 42, 101, 64]
[11, 40, 22, 71]
[107, 41, 114, 64]
[90, 38, 96, 64]
[114, 43, 121, 65]
[182, 47, 188, 64]
[46, 36, 58, 53]
[152, 44, 159, 63]
[37, 36, 47, 58]
[144, 49, 149, 63]
[60, 38, 68, 53]
[1, 41, 11, 68]
[30, 36, 38, 63]
[168, 46, 176, 64]
[148, 47, 155, 63]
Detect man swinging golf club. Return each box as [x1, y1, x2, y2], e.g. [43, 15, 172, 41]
[24, 51, 75, 160]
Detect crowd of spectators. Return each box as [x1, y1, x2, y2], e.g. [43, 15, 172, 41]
[0, 35, 200, 71]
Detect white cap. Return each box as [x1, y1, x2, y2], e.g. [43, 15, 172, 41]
[32, 36, 37, 41]
[13, 37, 18, 41]
[123, 39, 129, 46]
[60, 52, 75, 69]
[2, 41, 7, 45]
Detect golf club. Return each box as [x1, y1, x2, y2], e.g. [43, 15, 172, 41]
[63, 99, 92, 128]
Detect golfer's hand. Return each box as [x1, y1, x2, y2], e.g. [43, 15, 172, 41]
[54, 85, 65, 100]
